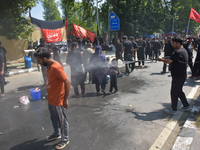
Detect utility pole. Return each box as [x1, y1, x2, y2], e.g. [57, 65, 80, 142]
[96, 0, 99, 45]
[108, 6, 110, 44]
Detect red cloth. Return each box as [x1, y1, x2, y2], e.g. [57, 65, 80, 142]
[190, 7, 200, 24]
[42, 28, 62, 43]
[72, 23, 95, 43]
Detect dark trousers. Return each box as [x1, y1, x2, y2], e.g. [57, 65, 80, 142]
[171, 77, 189, 111]
[163, 63, 171, 72]
[188, 57, 194, 76]
[193, 61, 200, 77]
[129, 62, 135, 72]
[95, 79, 106, 92]
[124, 55, 130, 74]
[152, 49, 159, 61]
[48, 104, 69, 141]
[84, 71, 92, 82]
[72, 75, 85, 95]
[109, 75, 118, 92]
[0, 75, 4, 94]
[137, 49, 144, 66]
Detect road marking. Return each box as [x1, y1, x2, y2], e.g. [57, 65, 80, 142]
[149, 84, 199, 150]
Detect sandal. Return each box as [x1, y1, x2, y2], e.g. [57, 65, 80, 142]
[55, 140, 69, 149]
[1, 94, 5, 98]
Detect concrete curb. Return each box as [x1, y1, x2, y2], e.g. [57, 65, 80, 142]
[6, 54, 116, 77]
[171, 99, 200, 150]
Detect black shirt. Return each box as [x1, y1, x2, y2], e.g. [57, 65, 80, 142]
[115, 43, 122, 59]
[164, 41, 174, 56]
[153, 41, 161, 50]
[170, 47, 188, 78]
[183, 42, 193, 58]
[123, 40, 132, 55]
[0, 53, 4, 72]
[137, 40, 146, 50]
[132, 41, 138, 56]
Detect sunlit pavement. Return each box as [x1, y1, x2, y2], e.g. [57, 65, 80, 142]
[0, 52, 198, 150]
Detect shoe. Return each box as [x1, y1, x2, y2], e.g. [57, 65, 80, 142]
[188, 75, 194, 78]
[46, 134, 61, 142]
[180, 105, 192, 112]
[1, 94, 5, 98]
[73, 95, 79, 98]
[142, 65, 145, 68]
[97, 92, 101, 96]
[101, 89, 106, 95]
[161, 71, 166, 74]
[113, 90, 118, 93]
[194, 76, 200, 80]
[55, 140, 69, 149]
[164, 108, 178, 115]
[82, 94, 86, 97]
[5, 81, 9, 85]
[125, 73, 130, 76]
[107, 92, 112, 95]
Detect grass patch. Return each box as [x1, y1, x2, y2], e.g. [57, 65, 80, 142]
[195, 110, 200, 127]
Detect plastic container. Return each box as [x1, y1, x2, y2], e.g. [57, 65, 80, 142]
[30, 89, 41, 101]
[25, 54, 32, 68]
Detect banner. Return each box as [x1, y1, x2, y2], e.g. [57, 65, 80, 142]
[72, 23, 95, 43]
[42, 28, 62, 43]
[190, 7, 200, 24]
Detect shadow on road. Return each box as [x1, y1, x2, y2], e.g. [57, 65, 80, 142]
[131, 103, 171, 122]
[10, 139, 60, 150]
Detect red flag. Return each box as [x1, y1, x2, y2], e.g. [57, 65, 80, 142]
[87, 30, 96, 43]
[72, 23, 89, 39]
[190, 7, 200, 24]
[42, 28, 62, 43]
[72, 23, 95, 43]
[65, 9, 69, 37]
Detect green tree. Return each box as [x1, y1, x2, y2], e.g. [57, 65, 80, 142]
[41, 0, 62, 21]
[60, 1, 98, 38]
[173, 0, 200, 35]
[0, 0, 38, 40]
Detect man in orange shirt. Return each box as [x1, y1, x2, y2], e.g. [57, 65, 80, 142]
[34, 47, 71, 150]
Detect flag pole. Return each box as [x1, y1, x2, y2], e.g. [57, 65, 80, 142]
[186, 17, 191, 37]
[172, 17, 175, 37]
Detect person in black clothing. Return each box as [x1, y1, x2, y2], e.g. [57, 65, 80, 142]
[0, 41, 7, 73]
[0, 51, 5, 97]
[66, 42, 85, 97]
[129, 36, 138, 72]
[36, 38, 49, 85]
[158, 36, 191, 115]
[161, 36, 174, 73]
[115, 38, 123, 63]
[145, 38, 151, 60]
[183, 37, 194, 77]
[107, 59, 119, 94]
[50, 43, 63, 67]
[89, 45, 109, 95]
[192, 38, 200, 79]
[121, 35, 133, 75]
[137, 36, 146, 67]
[152, 38, 161, 62]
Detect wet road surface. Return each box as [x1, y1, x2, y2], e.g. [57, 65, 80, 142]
[0, 59, 197, 150]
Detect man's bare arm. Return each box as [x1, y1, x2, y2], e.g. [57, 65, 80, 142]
[157, 57, 173, 64]
[63, 78, 71, 109]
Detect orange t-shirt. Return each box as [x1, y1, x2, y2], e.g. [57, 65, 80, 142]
[46, 61, 69, 106]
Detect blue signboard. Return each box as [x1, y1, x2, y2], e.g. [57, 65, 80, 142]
[110, 12, 120, 31]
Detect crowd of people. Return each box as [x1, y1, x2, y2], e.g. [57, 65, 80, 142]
[0, 35, 200, 149]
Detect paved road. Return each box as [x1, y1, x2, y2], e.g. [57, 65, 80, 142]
[0, 56, 198, 150]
